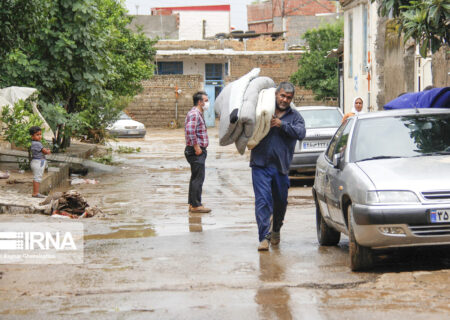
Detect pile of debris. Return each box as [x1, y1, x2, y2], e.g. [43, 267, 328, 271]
[0, 171, 10, 179]
[40, 190, 102, 218]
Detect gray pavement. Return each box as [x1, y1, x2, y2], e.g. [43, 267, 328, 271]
[0, 127, 449, 319]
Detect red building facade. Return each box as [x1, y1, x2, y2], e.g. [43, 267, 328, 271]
[247, 0, 336, 34]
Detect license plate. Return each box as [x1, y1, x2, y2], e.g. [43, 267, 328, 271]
[302, 140, 329, 151]
[430, 209, 450, 223]
[128, 130, 139, 135]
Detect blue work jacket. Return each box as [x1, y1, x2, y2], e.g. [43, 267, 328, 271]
[250, 106, 306, 175]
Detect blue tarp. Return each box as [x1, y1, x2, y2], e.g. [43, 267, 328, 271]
[383, 87, 450, 110]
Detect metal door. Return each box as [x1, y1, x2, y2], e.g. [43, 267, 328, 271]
[204, 84, 216, 127]
[204, 63, 225, 127]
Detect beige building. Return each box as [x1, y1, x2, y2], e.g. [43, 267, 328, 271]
[340, 0, 433, 113]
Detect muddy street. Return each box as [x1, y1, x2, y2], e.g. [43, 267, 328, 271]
[1, 127, 449, 319]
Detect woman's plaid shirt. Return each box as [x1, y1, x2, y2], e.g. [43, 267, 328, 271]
[184, 107, 209, 147]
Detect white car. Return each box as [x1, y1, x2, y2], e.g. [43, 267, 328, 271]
[289, 106, 343, 177]
[106, 112, 146, 138]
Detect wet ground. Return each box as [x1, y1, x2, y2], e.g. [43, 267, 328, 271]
[0, 127, 449, 319]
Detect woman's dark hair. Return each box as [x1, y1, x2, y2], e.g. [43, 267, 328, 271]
[29, 126, 42, 136]
[193, 91, 207, 106]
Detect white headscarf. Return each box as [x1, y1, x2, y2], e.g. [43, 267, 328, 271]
[351, 96, 364, 114]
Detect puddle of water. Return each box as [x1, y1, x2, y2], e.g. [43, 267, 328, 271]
[84, 225, 156, 240]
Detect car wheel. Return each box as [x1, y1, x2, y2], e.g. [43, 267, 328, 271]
[315, 194, 340, 246]
[348, 205, 373, 271]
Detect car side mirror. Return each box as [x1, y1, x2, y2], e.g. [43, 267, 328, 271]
[332, 153, 341, 168]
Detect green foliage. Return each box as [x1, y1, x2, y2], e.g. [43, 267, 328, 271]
[116, 146, 141, 153]
[92, 154, 114, 165]
[1, 100, 43, 149]
[375, 0, 450, 57]
[18, 157, 30, 171]
[290, 20, 343, 100]
[0, 0, 156, 146]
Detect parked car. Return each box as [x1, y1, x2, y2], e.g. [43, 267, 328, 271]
[312, 108, 450, 271]
[289, 106, 343, 177]
[106, 112, 146, 138]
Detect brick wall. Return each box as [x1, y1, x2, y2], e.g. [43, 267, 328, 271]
[129, 52, 336, 128]
[272, 0, 335, 16]
[245, 37, 285, 51]
[155, 39, 285, 51]
[247, 1, 272, 22]
[126, 75, 203, 128]
[226, 53, 336, 107]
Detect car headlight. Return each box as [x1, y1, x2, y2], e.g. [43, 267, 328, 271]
[366, 191, 419, 204]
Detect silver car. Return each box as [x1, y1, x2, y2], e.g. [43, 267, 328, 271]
[290, 106, 343, 177]
[106, 112, 146, 138]
[313, 108, 450, 271]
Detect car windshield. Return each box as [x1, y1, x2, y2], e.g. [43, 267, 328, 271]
[119, 112, 131, 120]
[352, 113, 450, 161]
[299, 109, 343, 129]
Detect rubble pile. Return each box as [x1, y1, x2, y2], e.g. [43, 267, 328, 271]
[40, 190, 102, 218]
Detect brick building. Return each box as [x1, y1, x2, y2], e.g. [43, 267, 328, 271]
[127, 39, 336, 128]
[247, 0, 340, 47]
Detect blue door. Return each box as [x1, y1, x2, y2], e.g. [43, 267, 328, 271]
[204, 84, 217, 127]
[204, 63, 225, 127]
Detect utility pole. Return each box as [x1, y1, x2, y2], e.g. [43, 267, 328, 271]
[282, 0, 287, 50]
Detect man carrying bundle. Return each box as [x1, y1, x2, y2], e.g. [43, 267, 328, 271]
[250, 82, 306, 251]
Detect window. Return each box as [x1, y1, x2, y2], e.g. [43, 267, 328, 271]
[348, 13, 353, 78]
[298, 109, 343, 129]
[333, 119, 353, 161]
[205, 64, 223, 81]
[326, 119, 353, 161]
[350, 114, 450, 162]
[156, 62, 183, 75]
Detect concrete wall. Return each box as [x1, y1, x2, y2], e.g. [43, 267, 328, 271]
[383, 38, 416, 104]
[343, 1, 380, 113]
[431, 46, 449, 87]
[155, 57, 228, 78]
[274, 14, 340, 47]
[126, 75, 204, 128]
[127, 15, 178, 40]
[177, 11, 230, 40]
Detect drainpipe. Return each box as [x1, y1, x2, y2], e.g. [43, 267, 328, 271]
[175, 85, 180, 121]
[367, 51, 371, 112]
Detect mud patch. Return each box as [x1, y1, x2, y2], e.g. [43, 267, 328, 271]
[85, 225, 156, 240]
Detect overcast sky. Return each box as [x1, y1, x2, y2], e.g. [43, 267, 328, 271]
[124, 0, 256, 31]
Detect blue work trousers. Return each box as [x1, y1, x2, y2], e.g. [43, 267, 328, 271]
[252, 166, 290, 242]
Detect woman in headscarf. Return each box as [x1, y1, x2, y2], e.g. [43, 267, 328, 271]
[342, 96, 364, 123]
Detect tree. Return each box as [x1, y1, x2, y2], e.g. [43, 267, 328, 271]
[0, 0, 156, 147]
[375, 0, 450, 57]
[290, 20, 343, 101]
